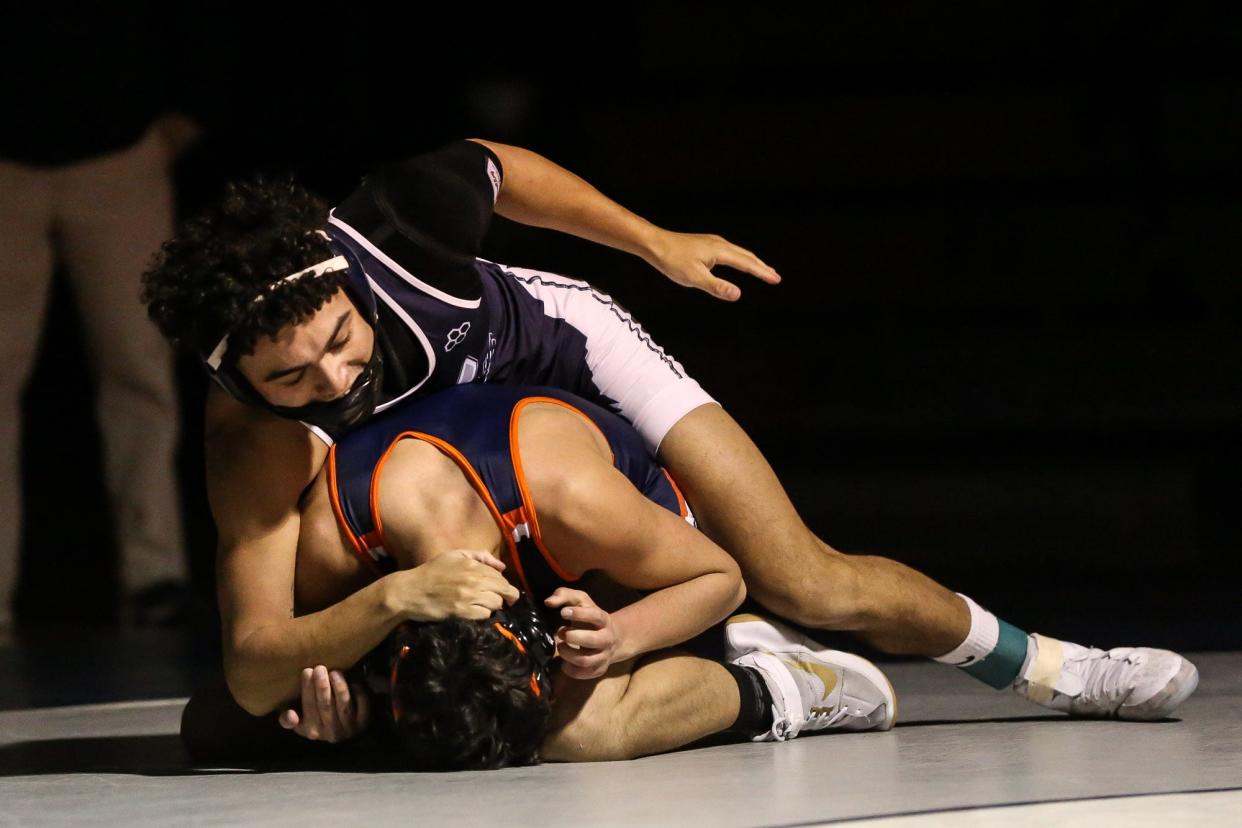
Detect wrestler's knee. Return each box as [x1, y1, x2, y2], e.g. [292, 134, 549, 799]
[747, 546, 875, 631]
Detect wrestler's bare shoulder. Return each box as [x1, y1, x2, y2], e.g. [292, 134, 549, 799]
[204, 384, 328, 504]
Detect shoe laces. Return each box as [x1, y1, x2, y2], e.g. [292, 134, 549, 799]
[787, 705, 854, 737]
[1064, 646, 1145, 706]
[807, 707, 851, 730]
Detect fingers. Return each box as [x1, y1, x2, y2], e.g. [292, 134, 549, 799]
[298, 667, 321, 740]
[465, 556, 519, 605]
[278, 708, 300, 730]
[293, 666, 359, 742]
[460, 549, 506, 572]
[313, 665, 338, 742]
[330, 670, 355, 736]
[544, 588, 597, 610]
[557, 647, 609, 679]
[712, 241, 781, 285]
[557, 603, 608, 630]
[471, 589, 505, 613]
[486, 572, 520, 606]
[700, 270, 742, 302]
[561, 626, 613, 651]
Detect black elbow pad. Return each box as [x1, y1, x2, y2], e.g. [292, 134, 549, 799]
[367, 139, 504, 264]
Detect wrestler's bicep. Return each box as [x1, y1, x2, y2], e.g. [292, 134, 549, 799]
[215, 514, 302, 654]
[207, 426, 322, 654]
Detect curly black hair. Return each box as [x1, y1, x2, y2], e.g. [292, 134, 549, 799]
[140, 174, 347, 362]
[389, 618, 551, 771]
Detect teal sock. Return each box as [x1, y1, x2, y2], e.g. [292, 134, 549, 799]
[932, 593, 1033, 690]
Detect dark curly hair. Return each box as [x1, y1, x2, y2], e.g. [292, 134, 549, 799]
[140, 175, 348, 362]
[389, 618, 551, 771]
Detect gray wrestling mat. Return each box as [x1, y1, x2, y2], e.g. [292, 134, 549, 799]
[1, 654, 1238, 827]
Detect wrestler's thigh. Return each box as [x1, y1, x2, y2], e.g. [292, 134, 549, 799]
[657, 402, 835, 591]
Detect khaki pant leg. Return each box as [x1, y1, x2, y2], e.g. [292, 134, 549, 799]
[0, 161, 56, 622]
[53, 126, 187, 593]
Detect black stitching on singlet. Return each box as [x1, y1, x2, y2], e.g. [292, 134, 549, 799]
[507, 271, 686, 380]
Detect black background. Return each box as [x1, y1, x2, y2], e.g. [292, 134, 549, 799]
[15, 6, 1242, 650]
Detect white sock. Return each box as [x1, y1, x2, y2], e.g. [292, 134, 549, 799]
[933, 593, 1034, 689]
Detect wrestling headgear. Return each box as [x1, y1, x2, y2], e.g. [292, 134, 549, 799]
[362, 594, 556, 723]
[200, 230, 384, 435]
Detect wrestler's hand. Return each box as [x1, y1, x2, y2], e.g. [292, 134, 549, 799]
[545, 588, 618, 680]
[279, 665, 371, 743]
[397, 549, 520, 622]
[644, 229, 781, 302]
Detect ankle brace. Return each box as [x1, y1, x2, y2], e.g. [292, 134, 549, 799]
[723, 663, 774, 738]
[933, 593, 1031, 689]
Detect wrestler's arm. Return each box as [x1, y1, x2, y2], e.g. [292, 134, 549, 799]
[542, 652, 740, 762]
[466, 137, 782, 301]
[544, 465, 747, 664]
[208, 395, 514, 716]
[519, 409, 745, 668]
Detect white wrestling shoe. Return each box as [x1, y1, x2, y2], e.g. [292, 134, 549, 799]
[726, 613, 897, 741]
[1013, 633, 1199, 720]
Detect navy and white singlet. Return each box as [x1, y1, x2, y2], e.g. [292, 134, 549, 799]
[327, 383, 695, 605]
[316, 139, 716, 453]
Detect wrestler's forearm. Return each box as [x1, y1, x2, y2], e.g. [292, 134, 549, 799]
[470, 139, 666, 264]
[610, 571, 746, 664]
[223, 575, 407, 716]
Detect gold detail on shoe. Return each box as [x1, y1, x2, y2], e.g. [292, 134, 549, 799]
[789, 658, 838, 697]
[810, 705, 836, 716]
[727, 614, 767, 625]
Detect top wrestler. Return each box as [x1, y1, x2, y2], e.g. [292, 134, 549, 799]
[142, 137, 1197, 724]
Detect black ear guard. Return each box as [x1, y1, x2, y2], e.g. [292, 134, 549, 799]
[200, 231, 384, 436]
[494, 593, 556, 673]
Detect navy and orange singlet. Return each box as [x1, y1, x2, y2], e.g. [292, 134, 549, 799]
[327, 383, 695, 609]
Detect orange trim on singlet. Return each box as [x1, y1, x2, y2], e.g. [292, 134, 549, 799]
[662, 467, 690, 519]
[367, 430, 534, 597]
[326, 444, 385, 577]
[501, 506, 528, 533]
[508, 396, 615, 583]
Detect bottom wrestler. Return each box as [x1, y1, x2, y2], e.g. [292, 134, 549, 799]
[181, 383, 897, 766]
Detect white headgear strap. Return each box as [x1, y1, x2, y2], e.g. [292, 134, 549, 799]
[205, 248, 350, 371]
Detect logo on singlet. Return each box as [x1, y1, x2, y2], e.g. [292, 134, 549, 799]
[486, 159, 501, 203]
[445, 322, 471, 352]
[481, 331, 497, 379]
